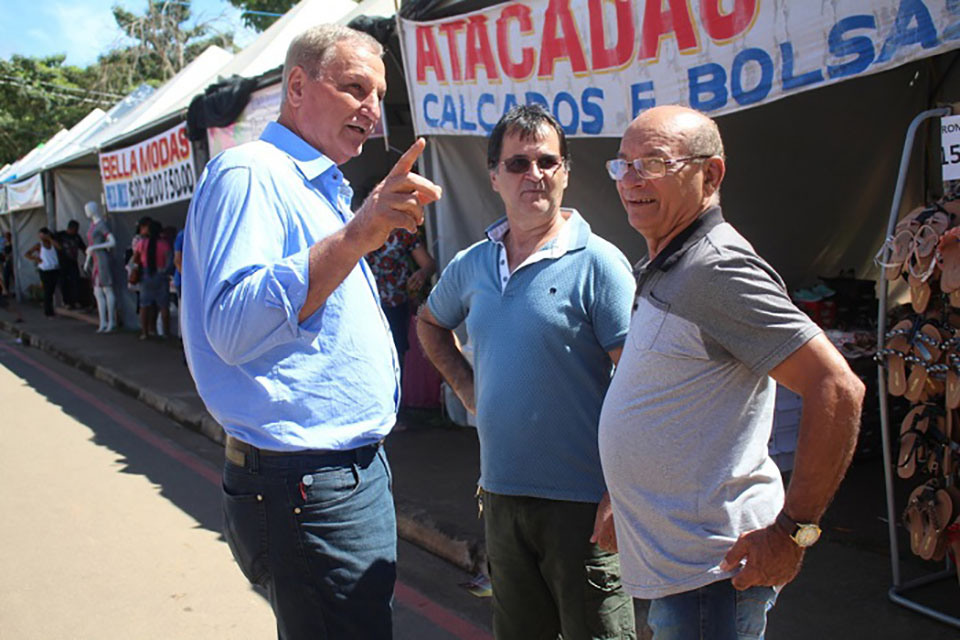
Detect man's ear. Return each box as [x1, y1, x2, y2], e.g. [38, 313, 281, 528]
[703, 156, 725, 198]
[285, 66, 307, 109]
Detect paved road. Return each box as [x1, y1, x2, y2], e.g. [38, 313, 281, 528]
[0, 338, 492, 639]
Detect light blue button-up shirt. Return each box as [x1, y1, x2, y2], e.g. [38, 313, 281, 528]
[181, 122, 399, 451]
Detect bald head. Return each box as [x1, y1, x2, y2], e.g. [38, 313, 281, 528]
[626, 106, 724, 161]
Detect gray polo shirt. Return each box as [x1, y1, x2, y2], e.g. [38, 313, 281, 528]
[598, 207, 821, 599]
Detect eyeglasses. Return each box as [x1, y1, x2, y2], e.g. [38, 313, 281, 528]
[605, 155, 712, 181]
[500, 154, 565, 175]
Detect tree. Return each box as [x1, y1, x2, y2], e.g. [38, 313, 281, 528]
[1, 1, 236, 166]
[0, 54, 114, 167]
[92, 0, 236, 95]
[227, 0, 363, 32]
[227, 0, 298, 31]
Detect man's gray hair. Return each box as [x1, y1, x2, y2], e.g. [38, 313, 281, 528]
[684, 116, 725, 159]
[281, 25, 383, 102]
[682, 113, 725, 205]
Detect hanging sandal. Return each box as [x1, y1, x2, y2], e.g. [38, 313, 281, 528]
[904, 321, 944, 402]
[877, 319, 916, 396]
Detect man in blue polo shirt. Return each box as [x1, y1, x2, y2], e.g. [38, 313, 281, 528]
[181, 24, 441, 638]
[417, 105, 637, 639]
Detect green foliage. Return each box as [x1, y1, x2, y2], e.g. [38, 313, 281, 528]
[1, 1, 236, 168]
[226, 0, 298, 31]
[91, 1, 235, 94]
[0, 54, 107, 167]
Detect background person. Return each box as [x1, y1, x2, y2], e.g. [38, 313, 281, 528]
[56, 220, 87, 309]
[25, 227, 61, 317]
[366, 227, 435, 376]
[134, 220, 173, 340]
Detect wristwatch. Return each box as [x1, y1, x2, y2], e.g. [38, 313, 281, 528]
[775, 511, 821, 548]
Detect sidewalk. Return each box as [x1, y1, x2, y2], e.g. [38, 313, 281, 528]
[3, 302, 960, 637]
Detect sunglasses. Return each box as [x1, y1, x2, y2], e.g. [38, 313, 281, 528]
[500, 154, 565, 175]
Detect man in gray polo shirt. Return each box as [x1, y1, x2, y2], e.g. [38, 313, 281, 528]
[418, 104, 636, 639]
[597, 105, 864, 639]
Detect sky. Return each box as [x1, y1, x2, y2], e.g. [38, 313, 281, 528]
[0, 0, 259, 67]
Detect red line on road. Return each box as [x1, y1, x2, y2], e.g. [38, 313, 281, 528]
[0, 343, 220, 486]
[395, 582, 493, 640]
[0, 342, 494, 640]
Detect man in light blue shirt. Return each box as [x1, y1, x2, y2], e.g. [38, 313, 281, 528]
[181, 24, 440, 639]
[417, 105, 636, 639]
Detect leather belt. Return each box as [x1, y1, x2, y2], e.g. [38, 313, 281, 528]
[224, 435, 382, 468]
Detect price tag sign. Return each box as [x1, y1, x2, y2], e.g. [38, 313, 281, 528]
[943, 115, 960, 182]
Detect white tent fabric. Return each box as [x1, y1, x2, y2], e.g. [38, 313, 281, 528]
[5, 175, 44, 213]
[0, 129, 69, 185]
[93, 46, 233, 150]
[11, 209, 45, 298]
[213, 0, 359, 80]
[39, 86, 156, 171]
[54, 169, 102, 230]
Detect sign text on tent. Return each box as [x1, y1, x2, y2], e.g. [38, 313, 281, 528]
[401, 0, 960, 137]
[99, 122, 195, 212]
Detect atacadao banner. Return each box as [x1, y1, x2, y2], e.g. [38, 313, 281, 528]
[99, 122, 195, 212]
[399, 0, 960, 137]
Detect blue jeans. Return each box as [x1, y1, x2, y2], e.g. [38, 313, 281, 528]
[642, 579, 778, 640]
[222, 442, 397, 640]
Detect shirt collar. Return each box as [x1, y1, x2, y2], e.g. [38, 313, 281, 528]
[636, 205, 725, 275]
[261, 121, 352, 211]
[484, 208, 591, 255]
[260, 121, 337, 180]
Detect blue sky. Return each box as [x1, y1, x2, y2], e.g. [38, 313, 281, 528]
[0, 0, 258, 67]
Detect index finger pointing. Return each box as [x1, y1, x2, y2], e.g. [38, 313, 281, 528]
[388, 137, 426, 178]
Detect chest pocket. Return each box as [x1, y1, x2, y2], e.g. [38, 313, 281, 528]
[630, 296, 668, 351]
[632, 295, 710, 360]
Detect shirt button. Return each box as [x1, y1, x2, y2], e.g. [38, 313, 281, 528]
[301, 475, 313, 486]
[256, 494, 263, 502]
[294, 507, 302, 515]
[502, 277, 507, 282]
[500, 259, 505, 265]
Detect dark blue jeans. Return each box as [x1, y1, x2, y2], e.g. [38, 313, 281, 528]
[222, 442, 397, 640]
[642, 579, 778, 640]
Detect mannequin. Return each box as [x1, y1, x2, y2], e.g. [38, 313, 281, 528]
[82, 201, 117, 333]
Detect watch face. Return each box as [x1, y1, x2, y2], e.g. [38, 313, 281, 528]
[795, 524, 821, 547]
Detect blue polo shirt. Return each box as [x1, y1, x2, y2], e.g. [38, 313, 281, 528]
[181, 122, 399, 452]
[427, 210, 635, 502]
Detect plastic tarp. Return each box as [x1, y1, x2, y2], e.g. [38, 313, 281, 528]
[5, 174, 44, 213]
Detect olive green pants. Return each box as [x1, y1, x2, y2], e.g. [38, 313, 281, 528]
[483, 491, 636, 640]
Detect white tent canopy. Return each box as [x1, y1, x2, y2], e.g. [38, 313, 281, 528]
[213, 0, 358, 80]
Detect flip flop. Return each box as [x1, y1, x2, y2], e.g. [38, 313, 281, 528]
[905, 323, 943, 402]
[908, 274, 932, 314]
[904, 484, 931, 557]
[879, 319, 915, 396]
[921, 488, 958, 561]
[938, 228, 960, 294]
[897, 405, 930, 479]
[903, 320, 943, 402]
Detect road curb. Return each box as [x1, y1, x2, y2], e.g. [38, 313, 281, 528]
[0, 318, 485, 574]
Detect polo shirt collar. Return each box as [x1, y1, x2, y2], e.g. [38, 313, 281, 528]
[637, 206, 725, 275]
[484, 207, 591, 256]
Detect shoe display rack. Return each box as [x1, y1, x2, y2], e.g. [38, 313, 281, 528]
[876, 106, 960, 628]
